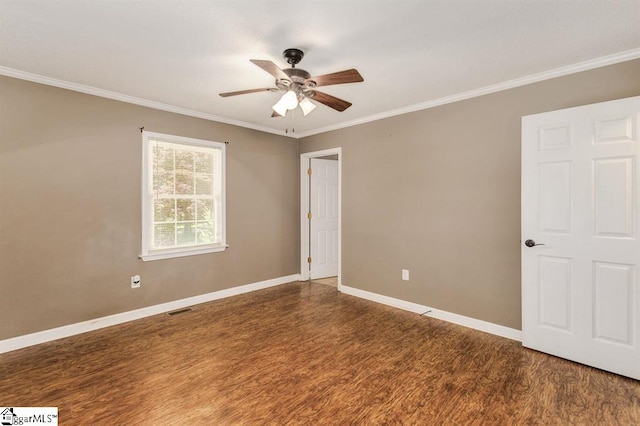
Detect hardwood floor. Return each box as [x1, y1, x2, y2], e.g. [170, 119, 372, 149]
[1, 282, 638, 425]
[311, 276, 338, 287]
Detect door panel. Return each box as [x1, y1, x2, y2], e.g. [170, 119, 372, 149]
[538, 256, 572, 332]
[539, 161, 572, 234]
[595, 115, 636, 143]
[522, 96, 640, 379]
[593, 157, 634, 237]
[593, 261, 634, 345]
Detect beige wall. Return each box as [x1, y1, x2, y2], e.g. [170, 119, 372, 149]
[2, 59, 639, 340]
[299, 59, 640, 330]
[0, 76, 299, 339]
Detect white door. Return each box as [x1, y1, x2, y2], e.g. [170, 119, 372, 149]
[310, 158, 339, 279]
[522, 96, 640, 379]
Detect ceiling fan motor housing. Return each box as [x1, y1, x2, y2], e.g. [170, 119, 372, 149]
[277, 68, 317, 97]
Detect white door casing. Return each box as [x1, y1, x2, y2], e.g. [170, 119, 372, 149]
[310, 158, 339, 279]
[522, 96, 640, 379]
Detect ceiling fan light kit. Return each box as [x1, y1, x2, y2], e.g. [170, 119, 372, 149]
[271, 99, 287, 117]
[272, 90, 298, 116]
[298, 97, 317, 116]
[219, 48, 364, 118]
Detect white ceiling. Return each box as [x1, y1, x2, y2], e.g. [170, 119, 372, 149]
[1, 0, 639, 137]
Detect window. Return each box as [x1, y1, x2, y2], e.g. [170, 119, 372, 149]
[141, 131, 226, 261]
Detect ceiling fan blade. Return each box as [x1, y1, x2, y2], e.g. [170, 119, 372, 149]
[271, 110, 283, 118]
[310, 91, 352, 112]
[219, 88, 275, 97]
[250, 59, 290, 81]
[308, 69, 363, 87]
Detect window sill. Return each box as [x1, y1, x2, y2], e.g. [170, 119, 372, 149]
[140, 245, 227, 262]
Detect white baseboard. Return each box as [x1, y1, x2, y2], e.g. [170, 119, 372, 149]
[340, 285, 522, 341]
[0, 274, 300, 354]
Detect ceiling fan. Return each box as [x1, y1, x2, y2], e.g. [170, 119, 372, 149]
[219, 48, 364, 117]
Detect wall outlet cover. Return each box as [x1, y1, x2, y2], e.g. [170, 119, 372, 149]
[131, 275, 141, 288]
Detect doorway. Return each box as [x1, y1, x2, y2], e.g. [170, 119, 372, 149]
[300, 148, 342, 289]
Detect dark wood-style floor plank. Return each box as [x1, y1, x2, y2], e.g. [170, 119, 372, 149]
[1, 282, 638, 424]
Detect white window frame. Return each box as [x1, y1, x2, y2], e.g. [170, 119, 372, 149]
[141, 131, 226, 261]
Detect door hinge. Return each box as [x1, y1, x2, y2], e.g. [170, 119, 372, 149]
[307, 212, 312, 219]
[307, 168, 312, 175]
[307, 257, 312, 263]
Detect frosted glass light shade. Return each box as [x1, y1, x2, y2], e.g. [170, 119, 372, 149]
[299, 97, 317, 116]
[272, 99, 288, 116]
[281, 90, 298, 110]
[272, 90, 299, 116]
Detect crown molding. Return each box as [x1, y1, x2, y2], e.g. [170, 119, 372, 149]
[3, 47, 639, 140]
[295, 48, 640, 138]
[0, 66, 293, 138]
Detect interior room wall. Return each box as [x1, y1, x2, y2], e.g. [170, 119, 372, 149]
[0, 76, 299, 339]
[298, 59, 640, 330]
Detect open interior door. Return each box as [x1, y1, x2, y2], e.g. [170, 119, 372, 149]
[309, 158, 339, 279]
[522, 96, 640, 379]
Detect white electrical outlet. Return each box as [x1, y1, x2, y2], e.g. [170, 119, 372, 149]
[131, 275, 141, 288]
[402, 269, 410, 281]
